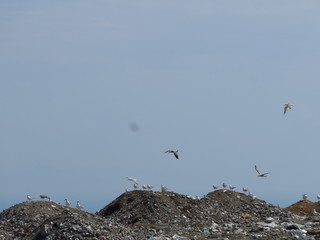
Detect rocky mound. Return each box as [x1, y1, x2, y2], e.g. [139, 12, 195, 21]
[0, 201, 141, 240]
[2, 191, 320, 240]
[98, 190, 293, 226]
[204, 190, 292, 222]
[286, 200, 320, 217]
[98, 190, 205, 225]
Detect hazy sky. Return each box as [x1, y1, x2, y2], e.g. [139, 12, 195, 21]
[1, 1, 320, 212]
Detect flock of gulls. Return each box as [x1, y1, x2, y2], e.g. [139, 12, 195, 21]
[123, 104, 297, 198]
[26, 194, 84, 210]
[26, 103, 318, 210]
[125, 104, 320, 203]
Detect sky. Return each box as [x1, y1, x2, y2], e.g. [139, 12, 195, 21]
[1, 1, 320, 213]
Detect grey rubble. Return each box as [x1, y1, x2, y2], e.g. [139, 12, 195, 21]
[0, 190, 319, 240]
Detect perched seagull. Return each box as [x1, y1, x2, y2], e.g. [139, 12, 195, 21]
[64, 198, 71, 207]
[142, 184, 147, 190]
[76, 201, 84, 210]
[222, 183, 227, 188]
[229, 185, 236, 190]
[146, 184, 154, 190]
[27, 195, 33, 201]
[302, 194, 308, 200]
[242, 187, 249, 193]
[40, 195, 51, 201]
[312, 209, 320, 217]
[212, 185, 220, 190]
[161, 184, 168, 192]
[133, 183, 139, 190]
[126, 177, 138, 184]
[255, 165, 270, 177]
[317, 195, 320, 201]
[165, 150, 179, 159]
[284, 103, 294, 115]
[248, 192, 253, 198]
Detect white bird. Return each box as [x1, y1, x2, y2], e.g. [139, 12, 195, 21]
[212, 185, 220, 190]
[242, 187, 248, 193]
[142, 184, 147, 190]
[222, 183, 227, 188]
[161, 184, 168, 192]
[229, 185, 236, 190]
[133, 183, 139, 190]
[302, 194, 308, 200]
[165, 150, 179, 159]
[284, 103, 294, 115]
[64, 198, 71, 207]
[255, 165, 271, 177]
[76, 200, 84, 210]
[312, 209, 320, 217]
[126, 177, 138, 184]
[146, 184, 154, 190]
[317, 195, 320, 201]
[27, 195, 33, 201]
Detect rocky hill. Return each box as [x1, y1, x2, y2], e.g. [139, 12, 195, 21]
[286, 200, 320, 217]
[98, 190, 291, 226]
[1, 190, 320, 239]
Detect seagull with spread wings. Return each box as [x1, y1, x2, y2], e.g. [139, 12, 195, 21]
[255, 165, 270, 177]
[284, 103, 294, 115]
[165, 150, 179, 159]
[126, 177, 138, 184]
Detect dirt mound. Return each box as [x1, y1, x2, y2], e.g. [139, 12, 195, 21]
[98, 190, 292, 226]
[0, 201, 141, 240]
[286, 200, 320, 216]
[0, 201, 67, 238]
[1, 191, 317, 240]
[97, 190, 204, 225]
[203, 190, 290, 222]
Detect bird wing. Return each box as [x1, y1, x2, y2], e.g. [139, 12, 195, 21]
[173, 152, 179, 159]
[254, 165, 261, 174]
[165, 150, 172, 153]
[284, 105, 288, 114]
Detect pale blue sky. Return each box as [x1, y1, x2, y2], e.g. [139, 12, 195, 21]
[1, 1, 320, 212]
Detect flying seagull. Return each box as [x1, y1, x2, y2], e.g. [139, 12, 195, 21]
[255, 165, 270, 177]
[126, 177, 138, 184]
[284, 103, 294, 115]
[165, 150, 179, 159]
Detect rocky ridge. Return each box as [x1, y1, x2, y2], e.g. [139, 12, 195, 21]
[1, 190, 320, 239]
